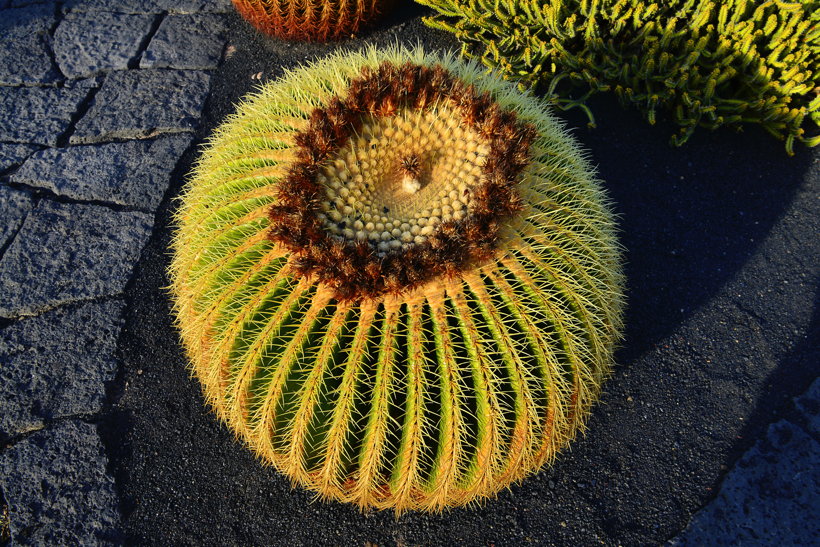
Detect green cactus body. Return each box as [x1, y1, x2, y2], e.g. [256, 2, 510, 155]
[170, 47, 624, 513]
[418, 0, 820, 154]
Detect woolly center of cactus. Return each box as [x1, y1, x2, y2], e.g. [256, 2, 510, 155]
[317, 105, 491, 251]
[269, 62, 538, 301]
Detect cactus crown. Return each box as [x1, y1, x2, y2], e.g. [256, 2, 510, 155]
[231, 0, 390, 42]
[418, 0, 820, 154]
[170, 47, 624, 513]
[271, 61, 538, 300]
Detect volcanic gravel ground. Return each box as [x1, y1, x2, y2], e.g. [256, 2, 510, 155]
[107, 6, 819, 546]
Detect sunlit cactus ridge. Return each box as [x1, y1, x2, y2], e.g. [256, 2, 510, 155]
[170, 47, 624, 513]
[418, 0, 820, 154]
[231, 0, 392, 41]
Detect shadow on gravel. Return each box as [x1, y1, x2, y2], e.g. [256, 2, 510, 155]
[559, 93, 812, 363]
[574, 95, 818, 494]
[106, 9, 817, 547]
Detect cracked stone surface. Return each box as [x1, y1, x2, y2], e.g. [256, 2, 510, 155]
[0, 79, 95, 146]
[64, 0, 231, 14]
[671, 417, 820, 546]
[12, 134, 193, 211]
[0, 299, 125, 440]
[53, 10, 156, 79]
[0, 4, 59, 85]
[0, 143, 40, 174]
[0, 420, 121, 545]
[0, 1, 226, 544]
[141, 13, 227, 70]
[0, 199, 153, 318]
[0, 186, 33, 252]
[70, 69, 211, 144]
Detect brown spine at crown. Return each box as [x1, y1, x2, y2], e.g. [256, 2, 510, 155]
[268, 62, 538, 301]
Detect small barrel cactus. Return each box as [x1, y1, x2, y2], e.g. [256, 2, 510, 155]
[170, 46, 624, 513]
[231, 0, 391, 42]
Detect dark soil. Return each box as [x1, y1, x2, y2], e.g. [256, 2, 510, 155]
[107, 7, 819, 546]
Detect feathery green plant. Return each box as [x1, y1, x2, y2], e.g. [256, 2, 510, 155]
[418, 0, 820, 154]
[170, 46, 624, 512]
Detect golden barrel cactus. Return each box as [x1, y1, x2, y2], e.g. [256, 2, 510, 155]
[170, 47, 624, 513]
[231, 0, 392, 42]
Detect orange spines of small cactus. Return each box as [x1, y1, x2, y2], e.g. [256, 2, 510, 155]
[231, 0, 391, 42]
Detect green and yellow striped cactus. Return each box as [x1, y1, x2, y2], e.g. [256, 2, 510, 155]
[418, 0, 820, 154]
[170, 46, 624, 513]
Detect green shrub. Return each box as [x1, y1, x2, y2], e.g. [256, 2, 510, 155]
[418, 0, 820, 154]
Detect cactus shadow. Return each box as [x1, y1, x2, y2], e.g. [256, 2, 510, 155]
[557, 93, 812, 364]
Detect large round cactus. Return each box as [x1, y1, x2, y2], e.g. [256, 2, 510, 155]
[170, 47, 624, 513]
[231, 0, 392, 42]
